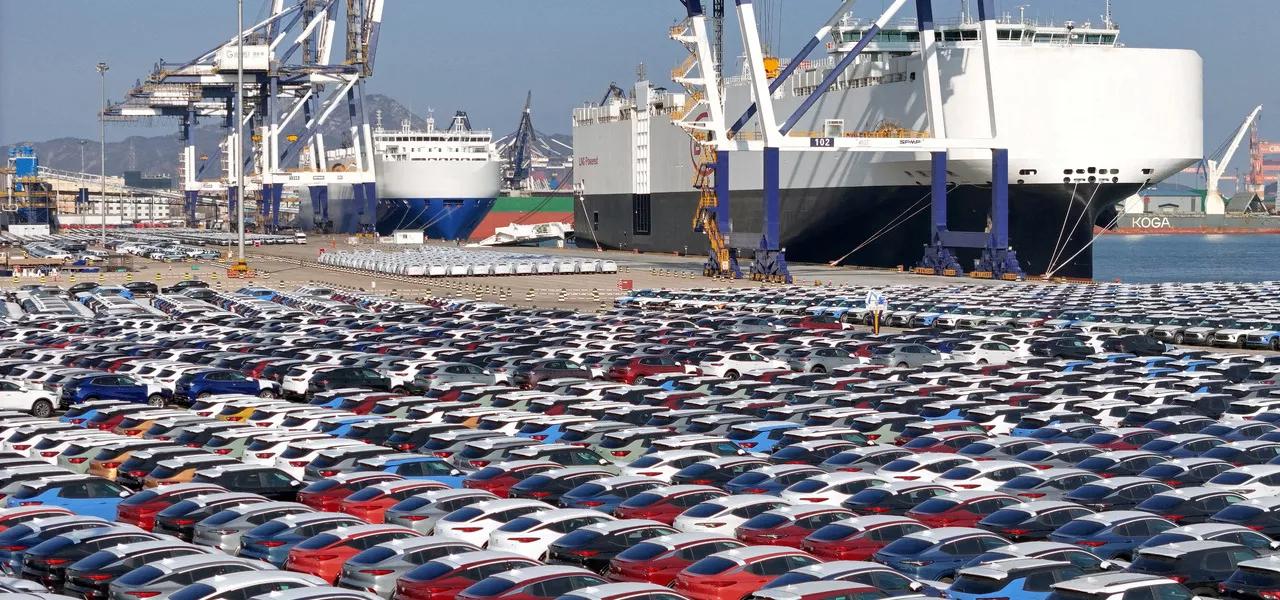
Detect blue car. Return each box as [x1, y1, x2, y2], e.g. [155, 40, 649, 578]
[236, 512, 363, 567]
[726, 421, 802, 454]
[1026, 423, 1105, 443]
[60, 374, 159, 407]
[724, 465, 822, 495]
[1047, 511, 1176, 560]
[174, 369, 274, 404]
[317, 416, 385, 437]
[235, 287, 278, 301]
[4, 476, 131, 520]
[0, 515, 112, 576]
[559, 476, 664, 512]
[947, 558, 1086, 600]
[873, 527, 1011, 581]
[1139, 434, 1224, 458]
[359, 454, 465, 487]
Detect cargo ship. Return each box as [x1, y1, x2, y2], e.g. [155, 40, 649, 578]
[308, 112, 501, 240]
[571, 12, 1203, 278]
[1103, 183, 1280, 234]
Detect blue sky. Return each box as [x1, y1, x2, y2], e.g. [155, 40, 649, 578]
[1, 0, 1277, 175]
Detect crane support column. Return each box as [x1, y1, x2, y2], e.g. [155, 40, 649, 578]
[918, 151, 963, 274]
[751, 146, 790, 283]
[975, 148, 1023, 278]
[309, 186, 329, 231]
[711, 150, 742, 278]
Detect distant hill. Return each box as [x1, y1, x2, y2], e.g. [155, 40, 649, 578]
[2, 94, 572, 181]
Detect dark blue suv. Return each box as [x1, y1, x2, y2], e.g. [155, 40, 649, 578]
[61, 374, 161, 407]
[174, 369, 274, 404]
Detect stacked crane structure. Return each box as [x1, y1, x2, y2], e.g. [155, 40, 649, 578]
[104, 0, 385, 234]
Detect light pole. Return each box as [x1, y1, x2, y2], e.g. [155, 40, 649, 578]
[96, 61, 109, 248]
[79, 140, 86, 174]
[235, 0, 245, 262]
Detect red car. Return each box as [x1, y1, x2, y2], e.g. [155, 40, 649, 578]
[463, 460, 560, 498]
[115, 482, 226, 530]
[735, 506, 853, 548]
[799, 515, 927, 560]
[607, 532, 743, 585]
[394, 550, 539, 600]
[457, 565, 605, 600]
[0, 506, 70, 532]
[904, 490, 1020, 528]
[613, 485, 727, 525]
[297, 472, 402, 511]
[286, 523, 419, 583]
[338, 480, 449, 523]
[1083, 428, 1160, 451]
[607, 357, 686, 385]
[901, 432, 988, 454]
[669, 545, 820, 600]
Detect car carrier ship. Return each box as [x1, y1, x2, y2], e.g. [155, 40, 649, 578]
[571, 11, 1203, 278]
[307, 111, 501, 240]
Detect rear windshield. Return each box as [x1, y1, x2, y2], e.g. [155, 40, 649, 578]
[1056, 520, 1106, 536]
[1130, 554, 1180, 574]
[463, 578, 518, 597]
[1069, 485, 1112, 500]
[201, 510, 241, 526]
[295, 533, 339, 550]
[880, 537, 933, 555]
[441, 507, 485, 523]
[115, 565, 163, 586]
[950, 575, 1008, 595]
[1231, 567, 1280, 587]
[615, 542, 666, 561]
[685, 556, 736, 575]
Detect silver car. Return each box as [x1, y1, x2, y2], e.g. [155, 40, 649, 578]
[190, 501, 314, 554]
[868, 343, 942, 367]
[411, 363, 495, 392]
[335, 536, 479, 598]
[107, 554, 270, 600]
[783, 347, 859, 374]
[384, 489, 499, 534]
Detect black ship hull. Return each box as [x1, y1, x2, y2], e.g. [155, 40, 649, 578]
[573, 183, 1140, 279]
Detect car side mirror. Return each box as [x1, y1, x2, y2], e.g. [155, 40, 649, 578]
[1270, 541, 1280, 551]
[450, 469, 462, 476]
[119, 491, 130, 498]
[1099, 561, 1114, 570]
[908, 582, 923, 592]
[599, 459, 609, 465]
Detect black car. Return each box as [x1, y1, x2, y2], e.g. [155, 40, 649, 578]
[1029, 337, 1093, 359]
[160, 279, 210, 294]
[1139, 458, 1234, 488]
[66, 282, 100, 297]
[669, 457, 769, 487]
[977, 501, 1096, 542]
[152, 492, 266, 541]
[1220, 555, 1280, 600]
[307, 367, 392, 395]
[544, 519, 677, 574]
[1063, 477, 1173, 511]
[63, 539, 204, 600]
[842, 482, 952, 515]
[1210, 497, 1280, 536]
[1135, 488, 1248, 525]
[21, 527, 157, 592]
[507, 467, 613, 504]
[1128, 540, 1259, 597]
[1102, 334, 1167, 356]
[123, 281, 159, 296]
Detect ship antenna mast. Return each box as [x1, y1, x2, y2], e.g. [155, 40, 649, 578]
[1103, 0, 1113, 28]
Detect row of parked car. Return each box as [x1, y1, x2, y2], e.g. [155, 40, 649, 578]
[618, 283, 1280, 350]
[0, 282, 1276, 600]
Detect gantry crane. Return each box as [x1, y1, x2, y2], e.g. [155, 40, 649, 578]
[104, 0, 385, 234]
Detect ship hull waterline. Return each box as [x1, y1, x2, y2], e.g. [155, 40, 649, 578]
[574, 183, 1140, 279]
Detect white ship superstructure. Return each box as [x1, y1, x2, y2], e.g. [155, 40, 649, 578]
[571, 11, 1203, 277]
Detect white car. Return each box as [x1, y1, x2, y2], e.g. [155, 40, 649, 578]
[432, 498, 553, 547]
[486, 508, 614, 558]
[672, 495, 789, 534]
[697, 351, 788, 379]
[0, 378, 58, 417]
[272, 438, 367, 478]
[28, 430, 123, 462]
[1206, 465, 1280, 499]
[778, 472, 889, 505]
[935, 460, 1039, 491]
[241, 432, 329, 466]
[949, 341, 1020, 365]
[620, 450, 718, 482]
[876, 453, 977, 483]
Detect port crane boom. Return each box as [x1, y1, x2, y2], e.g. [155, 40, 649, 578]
[1205, 104, 1262, 214]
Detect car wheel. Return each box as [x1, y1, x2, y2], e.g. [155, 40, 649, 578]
[896, 362, 908, 368]
[634, 377, 647, 386]
[197, 392, 211, 400]
[1273, 338, 1280, 351]
[147, 394, 165, 408]
[1173, 333, 1185, 344]
[976, 359, 987, 365]
[810, 365, 826, 374]
[30, 399, 53, 418]
[1239, 340, 1247, 349]
[258, 390, 276, 399]
[725, 370, 740, 380]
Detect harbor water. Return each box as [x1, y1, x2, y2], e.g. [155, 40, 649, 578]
[1094, 234, 1280, 283]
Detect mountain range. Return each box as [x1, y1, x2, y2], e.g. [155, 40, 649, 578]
[2, 94, 572, 180]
